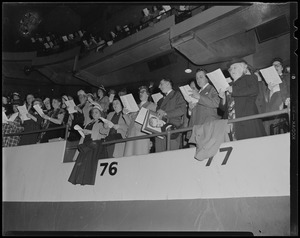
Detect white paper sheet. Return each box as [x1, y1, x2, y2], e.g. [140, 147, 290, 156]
[33, 104, 45, 117]
[74, 125, 85, 138]
[100, 117, 114, 128]
[64, 100, 77, 114]
[135, 107, 149, 125]
[120, 94, 139, 113]
[151, 92, 164, 104]
[8, 112, 19, 122]
[206, 68, 230, 93]
[260, 66, 282, 85]
[2, 111, 8, 124]
[179, 85, 199, 104]
[17, 104, 30, 121]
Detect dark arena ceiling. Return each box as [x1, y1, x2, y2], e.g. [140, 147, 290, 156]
[2, 2, 127, 52]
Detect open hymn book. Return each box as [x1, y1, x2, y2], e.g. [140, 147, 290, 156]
[120, 94, 139, 113]
[206, 68, 230, 93]
[179, 85, 198, 104]
[259, 66, 282, 87]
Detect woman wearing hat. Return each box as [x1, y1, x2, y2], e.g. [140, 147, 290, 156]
[19, 98, 44, 145]
[96, 85, 109, 116]
[68, 102, 109, 185]
[123, 86, 157, 156]
[219, 58, 266, 140]
[104, 97, 131, 158]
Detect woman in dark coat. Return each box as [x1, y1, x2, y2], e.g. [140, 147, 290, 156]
[19, 98, 44, 145]
[219, 58, 266, 140]
[68, 103, 109, 185]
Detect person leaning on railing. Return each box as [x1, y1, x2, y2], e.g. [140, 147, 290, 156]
[38, 97, 66, 143]
[123, 86, 157, 157]
[218, 58, 267, 141]
[155, 78, 187, 152]
[2, 100, 24, 147]
[68, 102, 109, 186]
[104, 97, 131, 158]
[18, 98, 44, 146]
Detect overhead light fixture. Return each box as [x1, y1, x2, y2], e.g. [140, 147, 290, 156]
[185, 61, 192, 73]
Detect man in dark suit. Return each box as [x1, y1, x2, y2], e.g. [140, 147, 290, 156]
[155, 78, 187, 152]
[187, 68, 220, 141]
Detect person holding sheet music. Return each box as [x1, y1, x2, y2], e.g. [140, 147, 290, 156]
[262, 58, 290, 135]
[2, 100, 24, 147]
[219, 58, 266, 140]
[68, 103, 109, 186]
[24, 93, 35, 114]
[75, 90, 93, 127]
[38, 97, 66, 143]
[67, 95, 85, 141]
[187, 68, 220, 141]
[155, 78, 186, 152]
[123, 86, 157, 157]
[105, 97, 131, 158]
[19, 98, 44, 146]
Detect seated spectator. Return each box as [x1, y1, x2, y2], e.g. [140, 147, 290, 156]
[38, 97, 66, 143]
[2, 100, 24, 147]
[96, 85, 110, 116]
[219, 58, 266, 140]
[140, 8, 152, 29]
[68, 103, 109, 186]
[104, 97, 131, 158]
[19, 98, 44, 146]
[123, 86, 157, 157]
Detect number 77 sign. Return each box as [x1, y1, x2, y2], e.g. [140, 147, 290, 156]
[205, 147, 233, 167]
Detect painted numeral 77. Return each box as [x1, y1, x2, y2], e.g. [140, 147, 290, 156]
[206, 147, 233, 167]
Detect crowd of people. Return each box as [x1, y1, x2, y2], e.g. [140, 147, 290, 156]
[3, 56, 290, 184]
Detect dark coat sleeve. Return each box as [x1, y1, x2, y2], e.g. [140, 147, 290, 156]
[232, 74, 259, 97]
[165, 91, 187, 119]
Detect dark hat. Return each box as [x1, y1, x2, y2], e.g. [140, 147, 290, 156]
[271, 57, 283, 65]
[226, 57, 248, 69]
[98, 85, 106, 92]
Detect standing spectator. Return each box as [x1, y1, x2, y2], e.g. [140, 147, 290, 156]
[2, 100, 24, 147]
[12, 92, 21, 101]
[123, 86, 157, 156]
[118, 87, 127, 97]
[43, 97, 52, 115]
[263, 58, 290, 135]
[3, 96, 13, 116]
[24, 93, 35, 113]
[188, 68, 220, 141]
[39, 97, 66, 143]
[19, 98, 44, 146]
[67, 95, 85, 142]
[155, 78, 186, 152]
[254, 70, 268, 115]
[104, 98, 131, 158]
[75, 90, 92, 126]
[219, 58, 266, 140]
[68, 103, 109, 186]
[107, 89, 117, 113]
[96, 85, 110, 116]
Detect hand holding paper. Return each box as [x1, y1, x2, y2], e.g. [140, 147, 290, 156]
[179, 85, 198, 103]
[74, 124, 85, 138]
[120, 94, 139, 113]
[33, 104, 45, 117]
[100, 117, 114, 128]
[259, 66, 282, 86]
[64, 100, 77, 114]
[206, 68, 230, 93]
[17, 104, 30, 121]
